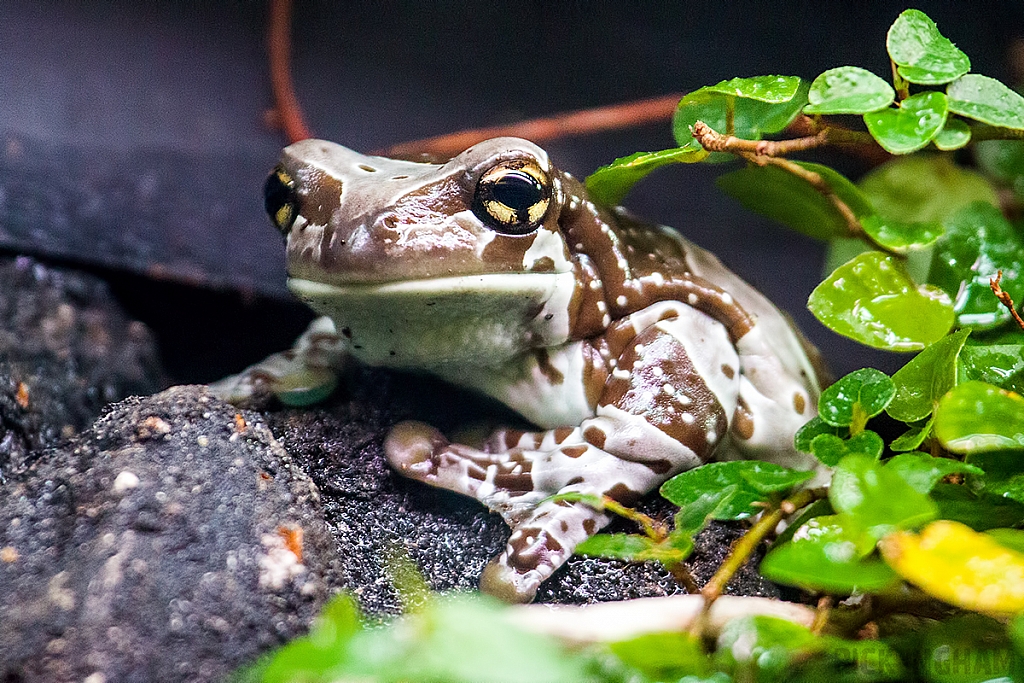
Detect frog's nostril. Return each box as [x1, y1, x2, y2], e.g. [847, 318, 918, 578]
[264, 166, 299, 234]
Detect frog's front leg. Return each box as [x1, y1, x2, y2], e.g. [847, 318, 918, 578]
[209, 316, 347, 406]
[386, 303, 740, 602]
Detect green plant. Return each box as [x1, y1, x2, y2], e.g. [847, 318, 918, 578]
[244, 9, 1024, 682]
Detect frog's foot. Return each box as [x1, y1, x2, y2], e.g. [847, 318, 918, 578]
[209, 316, 347, 406]
[385, 421, 544, 508]
[479, 498, 610, 603]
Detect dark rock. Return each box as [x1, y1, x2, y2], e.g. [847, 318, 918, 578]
[0, 256, 165, 481]
[0, 386, 342, 683]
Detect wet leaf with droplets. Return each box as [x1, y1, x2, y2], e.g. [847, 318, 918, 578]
[934, 380, 1024, 453]
[672, 79, 809, 154]
[929, 201, 1024, 329]
[808, 252, 954, 351]
[760, 515, 900, 592]
[817, 368, 895, 428]
[933, 118, 972, 150]
[863, 91, 948, 154]
[705, 75, 802, 103]
[804, 66, 895, 115]
[886, 9, 970, 85]
[947, 74, 1024, 130]
[887, 329, 970, 422]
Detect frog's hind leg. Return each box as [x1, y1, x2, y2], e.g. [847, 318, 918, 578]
[386, 421, 617, 602]
[208, 316, 347, 406]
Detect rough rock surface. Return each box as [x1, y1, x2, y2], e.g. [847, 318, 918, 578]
[0, 386, 343, 682]
[0, 255, 164, 481]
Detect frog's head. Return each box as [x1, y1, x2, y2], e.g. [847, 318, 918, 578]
[262, 138, 579, 371]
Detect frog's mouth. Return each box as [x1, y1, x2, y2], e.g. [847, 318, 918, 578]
[287, 272, 575, 370]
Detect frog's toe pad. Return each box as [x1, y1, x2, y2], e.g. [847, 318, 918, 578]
[384, 421, 449, 475]
[479, 556, 540, 604]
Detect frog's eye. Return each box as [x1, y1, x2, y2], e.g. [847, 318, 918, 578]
[264, 166, 298, 234]
[471, 161, 550, 235]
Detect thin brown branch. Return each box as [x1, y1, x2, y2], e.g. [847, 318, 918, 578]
[695, 124, 830, 157]
[267, 0, 313, 143]
[991, 270, 1024, 331]
[693, 121, 897, 254]
[378, 93, 685, 158]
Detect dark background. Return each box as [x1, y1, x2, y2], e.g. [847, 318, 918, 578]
[1, 1, 1021, 381]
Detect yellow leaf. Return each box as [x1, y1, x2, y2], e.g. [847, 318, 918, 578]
[880, 520, 1024, 616]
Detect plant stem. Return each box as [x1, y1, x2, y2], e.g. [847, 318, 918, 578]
[698, 487, 825, 613]
[692, 121, 895, 254]
[990, 270, 1024, 331]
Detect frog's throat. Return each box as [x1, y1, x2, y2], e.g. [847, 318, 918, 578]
[287, 272, 576, 371]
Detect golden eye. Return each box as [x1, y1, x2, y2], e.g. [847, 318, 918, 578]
[264, 166, 298, 234]
[471, 161, 550, 235]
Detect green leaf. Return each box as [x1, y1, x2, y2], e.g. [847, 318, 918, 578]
[959, 343, 1024, 394]
[860, 214, 944, 253]
[968, 451, 1024, 506]
[817, 637, 907, 681]
[706, 75, 802, 103]
[258, 594, 362, 683]
[674, 485, 740, 535]
[933, 118, 972, 150]
[930, 201, 1024, 330]
[932, 481, 1024, 531]
[345, 595, 599, 683]
[804, 66, 895, 115]
[585, 146, 709, 206]
[575, 532, 693, 564]
[760, 515, 900, 593]
[986, 528, 1024, 555]
[886, 9, 970, 85]
[830, 453, 938, 540]
[935, 380, 1024, 453]
[810, 431, 884, 466]
[889, 416, 935, 452]
[716, 161, 871, 241]
[673, 79, 809, 151]
[863, 91, 948, 154]
[608, 632, 712, 680]
[919, 615, 1016, 682]
[976, 139, 1024, 201]
[660, 461, 810, 521]
[858, 154, 999, 225]
[794, 416, 849, 453]
[714, 616, 821, 680]
[884, 452, 982, 494]
[887, 329, 971, 422]
[818, 368, 896, 427]
[808, 251, 955, 351]
[947, 74, 1024, 130]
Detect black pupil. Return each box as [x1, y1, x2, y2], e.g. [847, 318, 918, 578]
[491, 171, 543, 213]
[263, 171, 296, 227]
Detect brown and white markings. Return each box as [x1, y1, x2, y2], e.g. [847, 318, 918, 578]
[217, 137, 823, 602]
